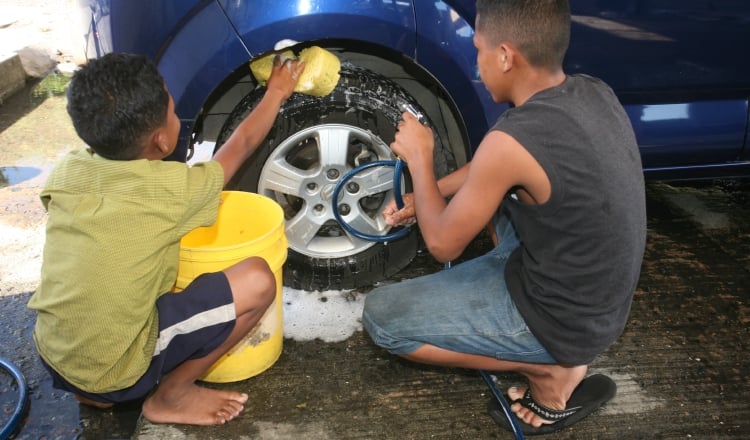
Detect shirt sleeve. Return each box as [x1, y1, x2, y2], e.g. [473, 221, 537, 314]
[176, 160, 225, 237]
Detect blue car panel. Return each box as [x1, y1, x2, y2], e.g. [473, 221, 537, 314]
[155, 2, 250, 158]
[564, 2, 750, 177]
[218, 0, 417, 58]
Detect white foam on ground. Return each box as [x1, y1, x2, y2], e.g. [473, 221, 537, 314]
[594, 368, 665, 415]
[282, 287, 365, 342]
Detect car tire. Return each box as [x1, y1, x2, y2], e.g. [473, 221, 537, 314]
[216, 65, 453, 290]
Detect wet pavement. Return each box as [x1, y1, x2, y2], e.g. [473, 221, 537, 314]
[2, 84, 750, 439]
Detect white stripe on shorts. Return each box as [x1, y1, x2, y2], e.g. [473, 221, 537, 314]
[153, 303, 236, 356]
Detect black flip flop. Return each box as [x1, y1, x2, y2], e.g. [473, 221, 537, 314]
[487, 374, 617, 436]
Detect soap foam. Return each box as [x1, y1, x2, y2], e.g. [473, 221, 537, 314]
[282, 287, 365, 343]
[249, 45, 341, 97]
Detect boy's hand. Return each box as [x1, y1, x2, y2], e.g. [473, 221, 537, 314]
[382, 193, 416, 226]
[214, 55, 304, 185]
[266, 55, 305, 101]
[391, 112, 434, 167]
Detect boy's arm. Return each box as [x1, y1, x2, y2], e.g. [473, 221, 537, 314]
[391, 115, 547, 262]
[213, 56, 305, 186]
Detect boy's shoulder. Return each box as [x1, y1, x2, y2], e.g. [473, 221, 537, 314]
[47, 149, 221, 193]
[49, 148, 222, 186]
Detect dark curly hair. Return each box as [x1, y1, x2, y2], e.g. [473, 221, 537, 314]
[66, 53, 169, 160]
[476, 0, 570, 70]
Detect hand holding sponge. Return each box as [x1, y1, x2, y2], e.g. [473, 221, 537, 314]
[250, 46, 341, 97]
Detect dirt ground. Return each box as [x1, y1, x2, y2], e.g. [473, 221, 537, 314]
[0, 79, 79, 297]
[0, 0, 84, 297]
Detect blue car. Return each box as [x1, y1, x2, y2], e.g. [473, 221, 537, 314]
[79, 0, 750, 290]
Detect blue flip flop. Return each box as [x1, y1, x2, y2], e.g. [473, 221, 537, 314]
[487, 374, 617, 436]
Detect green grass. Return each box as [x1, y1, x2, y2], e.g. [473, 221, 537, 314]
[31, 72, 71, 104]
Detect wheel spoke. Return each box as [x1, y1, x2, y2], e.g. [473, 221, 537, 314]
[351, 165, 396, 197]
[318, 127, 351, 168]
[285, 207, 326, 247]
[261, 157, 309, 197]
[342, 204, 387, 238]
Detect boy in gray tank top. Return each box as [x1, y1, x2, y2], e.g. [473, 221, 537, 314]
[362, 0, 646, 435]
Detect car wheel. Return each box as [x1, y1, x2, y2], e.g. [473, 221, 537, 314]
[216, 65, 452, 290]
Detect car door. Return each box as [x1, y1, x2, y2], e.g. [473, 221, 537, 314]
[566, 1, 750, 178]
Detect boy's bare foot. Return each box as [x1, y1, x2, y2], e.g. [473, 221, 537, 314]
[508, 364, 587, 428]
[74, 394, 114, 409]
[142, 383, 248, 426]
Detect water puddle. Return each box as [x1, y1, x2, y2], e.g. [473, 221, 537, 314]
[0, 166, 41, 188]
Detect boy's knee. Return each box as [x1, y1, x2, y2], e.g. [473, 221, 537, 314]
[362, 291, 379, 323]
[362, 300, 420, 355]
[228, 257, 277, 310]
[245, 257, 276, 306]
[258, 267, 276, 307]
[363, 288, 393, 320]
[362, 290, 392, 333]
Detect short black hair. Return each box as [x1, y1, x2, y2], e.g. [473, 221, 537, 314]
[476, 0, 570, 70]
[66, 53, 169, 160]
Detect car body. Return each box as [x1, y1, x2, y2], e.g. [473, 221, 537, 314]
[78, 0, 750, 290]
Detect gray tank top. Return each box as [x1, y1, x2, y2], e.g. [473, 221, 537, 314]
[495, 74, 646, 365]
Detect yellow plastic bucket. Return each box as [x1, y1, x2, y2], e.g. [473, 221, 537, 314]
[175, 191, 287, 383]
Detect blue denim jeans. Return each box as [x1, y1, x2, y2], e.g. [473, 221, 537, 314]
[362, 213, 557, 364]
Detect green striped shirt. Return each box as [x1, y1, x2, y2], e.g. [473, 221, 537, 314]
[29, 149, 224, 393]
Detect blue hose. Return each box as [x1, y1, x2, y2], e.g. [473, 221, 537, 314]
[481, 370, 525, 440]
[0, 357, 29, 440]
[331, 159, 411, 242]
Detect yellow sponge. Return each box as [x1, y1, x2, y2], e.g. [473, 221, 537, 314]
[249, 46, 341, 97]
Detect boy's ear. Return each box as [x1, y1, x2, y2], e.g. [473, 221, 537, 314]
[137, 127, 171, 160]
[498, 44, 514, 73]
[152, 128, 171, 155]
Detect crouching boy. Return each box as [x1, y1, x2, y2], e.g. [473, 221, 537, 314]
[28, 52, 304, 425]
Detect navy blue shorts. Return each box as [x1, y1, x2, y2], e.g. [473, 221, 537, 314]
[41, 272, 236, 404]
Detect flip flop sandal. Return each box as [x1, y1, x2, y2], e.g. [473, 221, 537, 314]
[487, 374, 617, 436]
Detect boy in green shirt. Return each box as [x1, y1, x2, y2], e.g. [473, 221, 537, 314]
[28, 52, 304, 426]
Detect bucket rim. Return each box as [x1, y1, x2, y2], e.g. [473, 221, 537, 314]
[180, 232, 289, 254]
[181, 221, 287, 253]
[181, 191, 286, 251]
